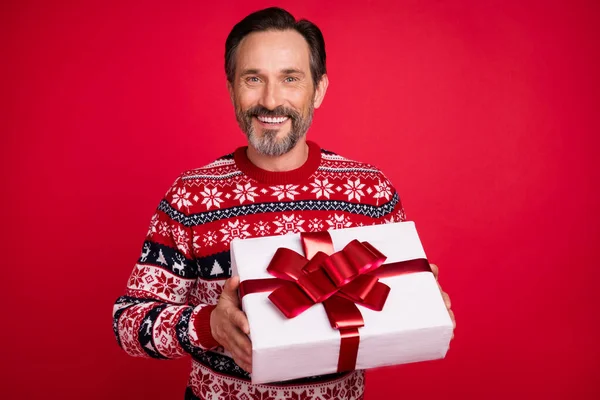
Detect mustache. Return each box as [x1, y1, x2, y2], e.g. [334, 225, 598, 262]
[245, 105, 300, 119]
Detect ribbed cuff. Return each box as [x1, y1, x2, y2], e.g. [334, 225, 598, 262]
[193, 305, 219, 349]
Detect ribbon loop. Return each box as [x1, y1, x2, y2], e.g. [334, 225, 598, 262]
[323, 251, 359, 287]
[268, 282, 314, 319]
[301, 232, 335, 259]
[267, 247, 307, 281]
[340, 274, 379, 302]
[344, 239, 387, 274]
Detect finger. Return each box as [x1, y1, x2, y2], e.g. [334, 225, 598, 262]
[448, 309, 456, 329]
[231, 324, 252, 358]
[236, 358, 252, 373]
[220, 324, 252, 364]
[430, 263, 439, 280]
[223, 276, 240, 294]
[233, 345, 252, 369]
[222, 314, 252, 358]
[221, 276, 241, 304]
[230, 308, 250, 335]
[441, 291, 452, 309]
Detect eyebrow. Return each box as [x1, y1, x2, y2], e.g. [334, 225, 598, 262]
[240, 68, 260, 76]
[281, 68, 305, 76]
[239, 68, 306, 77]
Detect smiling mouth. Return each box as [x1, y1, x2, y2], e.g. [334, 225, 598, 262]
[255, 115, 290, 125]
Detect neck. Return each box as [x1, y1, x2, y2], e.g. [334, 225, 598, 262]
[246, 137, 309, 172]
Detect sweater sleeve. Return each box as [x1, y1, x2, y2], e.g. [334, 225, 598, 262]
[374, 170, 407, 224]
[112, 176, 219, 360]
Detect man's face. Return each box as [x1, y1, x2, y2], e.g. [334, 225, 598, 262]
[228, 29, 327, 156]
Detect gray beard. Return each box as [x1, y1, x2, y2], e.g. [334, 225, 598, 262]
[236, 104, 314, 157]
[247, 127, 302, 157]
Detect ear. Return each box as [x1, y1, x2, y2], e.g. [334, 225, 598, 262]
[313, 74, 329, 109]
[226, 81, 234, 105]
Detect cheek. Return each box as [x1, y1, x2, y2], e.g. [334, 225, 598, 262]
[285, 90, 312, 112]
[235, 88, 260, 110]
[290, 85, 314, 105]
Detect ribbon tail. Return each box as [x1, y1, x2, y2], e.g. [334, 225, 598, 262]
[322, 295, 364, 373]
[322, 295, 364, 329]
[338, 328, 360, 372]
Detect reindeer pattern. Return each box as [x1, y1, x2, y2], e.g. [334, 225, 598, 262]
[171, 254, 187, 277]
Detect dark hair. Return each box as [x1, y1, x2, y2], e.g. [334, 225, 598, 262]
[225, 7, 326, 86]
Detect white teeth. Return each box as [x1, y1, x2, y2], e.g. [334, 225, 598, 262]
[257, 116, 288, 124]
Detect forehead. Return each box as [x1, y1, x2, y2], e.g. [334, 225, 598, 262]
[236, 29, 311, 73]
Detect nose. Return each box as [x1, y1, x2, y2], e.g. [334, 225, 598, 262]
[258, 81, 282, 111]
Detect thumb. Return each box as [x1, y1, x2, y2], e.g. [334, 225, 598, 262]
[222, 276, 241, 303]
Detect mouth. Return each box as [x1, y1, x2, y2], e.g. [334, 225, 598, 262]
[254, 115, 290, 127]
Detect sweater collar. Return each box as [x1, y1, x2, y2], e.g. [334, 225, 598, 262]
[234, 140, 322, 185]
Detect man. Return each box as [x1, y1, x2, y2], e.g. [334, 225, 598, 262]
[113, 7, 455, 400]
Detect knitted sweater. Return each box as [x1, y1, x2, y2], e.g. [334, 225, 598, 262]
[113, 141, 406, 400]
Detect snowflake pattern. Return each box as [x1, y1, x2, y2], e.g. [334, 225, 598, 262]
[157, 221, 170, 237]
[344, 374, 360, 400]
[218, 381, 240, 400]
[383, 214, 396, 224]
[190, 280, 223, 306]
[273, 214, 305, 235]
[250, 388, 276, 400]
[155, 309, 176, 338]
[373, 179, 393, 203]
[189, 370, 214, 399]
[322, 385, 342, 400]
[310, 177, 335, 199]
[128, 265, 146, 288]
[397, 207, 406, 221]
[151, 271, 179, 299]
[326, 214, 353, 230]
[172, 225, 190, 256]
[153, 308, 185, 358]
[253, 221, 271, 236]
[192, 234, 201, 253]
[171, 186, 193, 211]
[203, 231, 218, 247]
[343, 178, 366, 202]
[233, 182, 259, 204]
[270, 184, 300, 200]
[307, 217, 324, 232]
[147, 213, 160, 236]
[200, 185, 224, 210]
[220, 219, 251, 244]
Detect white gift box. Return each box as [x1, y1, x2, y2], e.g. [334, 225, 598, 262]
[230, 221, 454, 384]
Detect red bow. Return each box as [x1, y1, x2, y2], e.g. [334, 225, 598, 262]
[267, 233, 391, 318]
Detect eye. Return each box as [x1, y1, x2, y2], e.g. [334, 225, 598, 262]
[246, 76, 261, 83]
[284, 76, 298, 83]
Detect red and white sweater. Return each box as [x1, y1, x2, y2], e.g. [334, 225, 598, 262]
[113, 141, 406, 400]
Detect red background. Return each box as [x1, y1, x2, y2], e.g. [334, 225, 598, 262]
[3, 0, 599, 398]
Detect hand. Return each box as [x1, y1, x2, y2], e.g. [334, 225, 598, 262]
[210, 276, 252, 372]
[430, 263, 456, 339]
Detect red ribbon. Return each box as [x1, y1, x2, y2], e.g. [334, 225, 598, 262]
[239, 231, 431, 373]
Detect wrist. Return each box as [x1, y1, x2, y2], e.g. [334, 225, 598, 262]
[192, 304, 219, 349]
